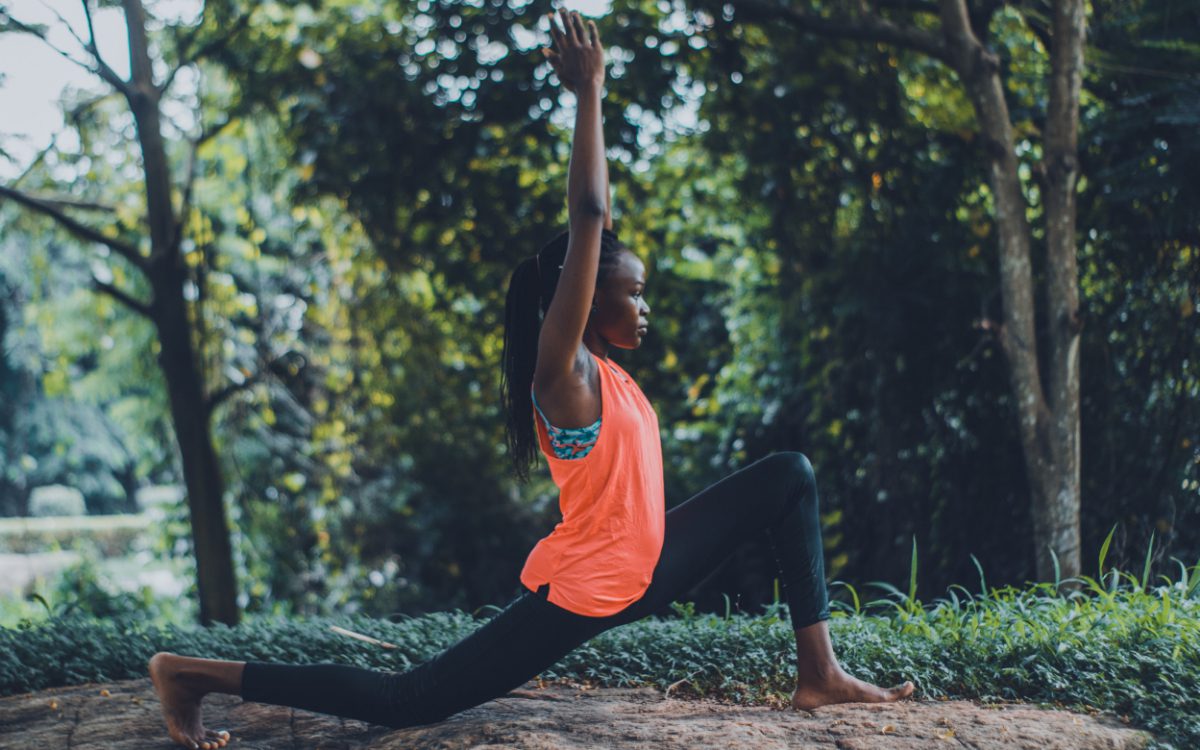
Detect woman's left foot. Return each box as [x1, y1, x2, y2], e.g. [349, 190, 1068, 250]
[148, 652, 232, 749]
[791, 666, 915, 711]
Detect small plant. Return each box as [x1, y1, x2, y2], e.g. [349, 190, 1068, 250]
[0, 523, 1194, 750]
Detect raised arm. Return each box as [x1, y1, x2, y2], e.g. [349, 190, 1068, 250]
[536, 9, 609, 384]
[543, 13, 613, 230]
[604, 155, 612, 230]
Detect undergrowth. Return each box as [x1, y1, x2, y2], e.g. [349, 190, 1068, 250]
[1, 525, 1195, 749]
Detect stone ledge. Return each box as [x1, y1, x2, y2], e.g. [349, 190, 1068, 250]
[0, 677, 1154, 749]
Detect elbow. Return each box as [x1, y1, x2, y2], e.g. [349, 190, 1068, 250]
[569, 196, 608, 220]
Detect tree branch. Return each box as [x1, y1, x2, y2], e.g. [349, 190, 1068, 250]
[92, 276, 153, 318]
[967, 0, 1009, 41]
[938, 0, 1002, 78]
[206, 351, 307, 413]
[206, 376, 255, 413]
[159, 11, 253, 97]
[2, 4, 130, 96]
[11, 133, 60, 189]
[0, 184, 147, 271]
[175, 115, 237, 252]
[10, 92, 118, 190]
[875, 0, 940, 14]
[725, 0, 950, 63]
[65, 89, 118, 122]
[1016, 4, 1053, 55]
[78, 0, 132, 95]
[1, 11, 111, 85]
[32, 196, 119, 213]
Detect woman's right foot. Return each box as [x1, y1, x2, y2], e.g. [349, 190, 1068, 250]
[790, 666, 915, 711]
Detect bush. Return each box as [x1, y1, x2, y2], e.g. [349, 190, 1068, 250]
[28, 485, 86, 517]
[0, 577, 1196, 750]
[2, 531, 1195, 749]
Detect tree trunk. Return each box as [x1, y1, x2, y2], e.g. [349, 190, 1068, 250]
[121, 0, 240, 625]
[151, 273, 240, 626]
[1035, 0, 1087, 587]
[939, 0, 1085, 586]
[2, 0, 242, 623]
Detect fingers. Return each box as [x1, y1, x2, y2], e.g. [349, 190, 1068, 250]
[548, 9, 595, 49]
[547, 12, 565, 50]
[570, 10, 588, 44]
[559, 8, 578, 45]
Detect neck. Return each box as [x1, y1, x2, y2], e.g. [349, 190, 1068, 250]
[582, 332, 609, 361]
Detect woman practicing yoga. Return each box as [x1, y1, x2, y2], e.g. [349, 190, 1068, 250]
[148, 10, 914, 748]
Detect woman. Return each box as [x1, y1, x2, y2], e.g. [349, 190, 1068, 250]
[148, 10, 914, 749]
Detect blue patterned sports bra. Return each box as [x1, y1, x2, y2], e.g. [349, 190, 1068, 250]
[531, 388, 601, 460]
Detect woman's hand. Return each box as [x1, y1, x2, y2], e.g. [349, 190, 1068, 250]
[542, 8, 605, 94]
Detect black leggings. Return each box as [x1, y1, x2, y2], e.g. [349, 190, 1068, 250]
[240, 451, 830, 729]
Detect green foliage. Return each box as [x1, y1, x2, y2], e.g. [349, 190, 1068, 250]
[14, 548, 184, 625]
[2, 549, 1196, 749]
[1075, 0, 1200, 593]
[680, 0, 1038, 595]
[1, 0, 1197, 634]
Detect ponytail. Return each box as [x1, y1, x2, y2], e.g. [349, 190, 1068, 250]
[501, 254, 543, 483]
[500, 228, 626, 482]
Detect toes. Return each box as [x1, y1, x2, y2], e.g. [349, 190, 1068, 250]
[889, 680, 915, 699]
[205, 729, 231, 747]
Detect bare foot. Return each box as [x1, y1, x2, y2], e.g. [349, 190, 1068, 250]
[148, 652, 233, 749]
[791, 666, 915, 711]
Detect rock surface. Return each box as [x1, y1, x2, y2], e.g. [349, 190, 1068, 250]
[0, 676, 1154, 749]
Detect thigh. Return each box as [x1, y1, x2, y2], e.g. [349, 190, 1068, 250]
[611, 452, 804, 625]
[392, 588, 610, 724]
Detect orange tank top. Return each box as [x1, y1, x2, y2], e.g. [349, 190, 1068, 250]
[519, 349, 665, 616]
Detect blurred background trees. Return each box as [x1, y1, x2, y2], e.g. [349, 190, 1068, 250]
[1, 0, 1196, 625]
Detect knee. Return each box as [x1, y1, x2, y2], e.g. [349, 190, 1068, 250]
[382, 669, 451, 729]
[768, 451, 815, 492]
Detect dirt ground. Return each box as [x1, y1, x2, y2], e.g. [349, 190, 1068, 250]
[0, 676, 1154, 750]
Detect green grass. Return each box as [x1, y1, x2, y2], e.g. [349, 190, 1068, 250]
[1, 526, 1196, 749]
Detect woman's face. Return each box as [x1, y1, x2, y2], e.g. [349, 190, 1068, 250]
[588, 251, 650, 349]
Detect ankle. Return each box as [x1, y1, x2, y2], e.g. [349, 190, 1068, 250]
[795, 662, 841, 688]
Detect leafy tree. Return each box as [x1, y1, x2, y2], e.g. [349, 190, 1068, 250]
[1072, 0, 1200, 573]
[671, 0, 1092, 586]
[0, 0, 257, 625]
